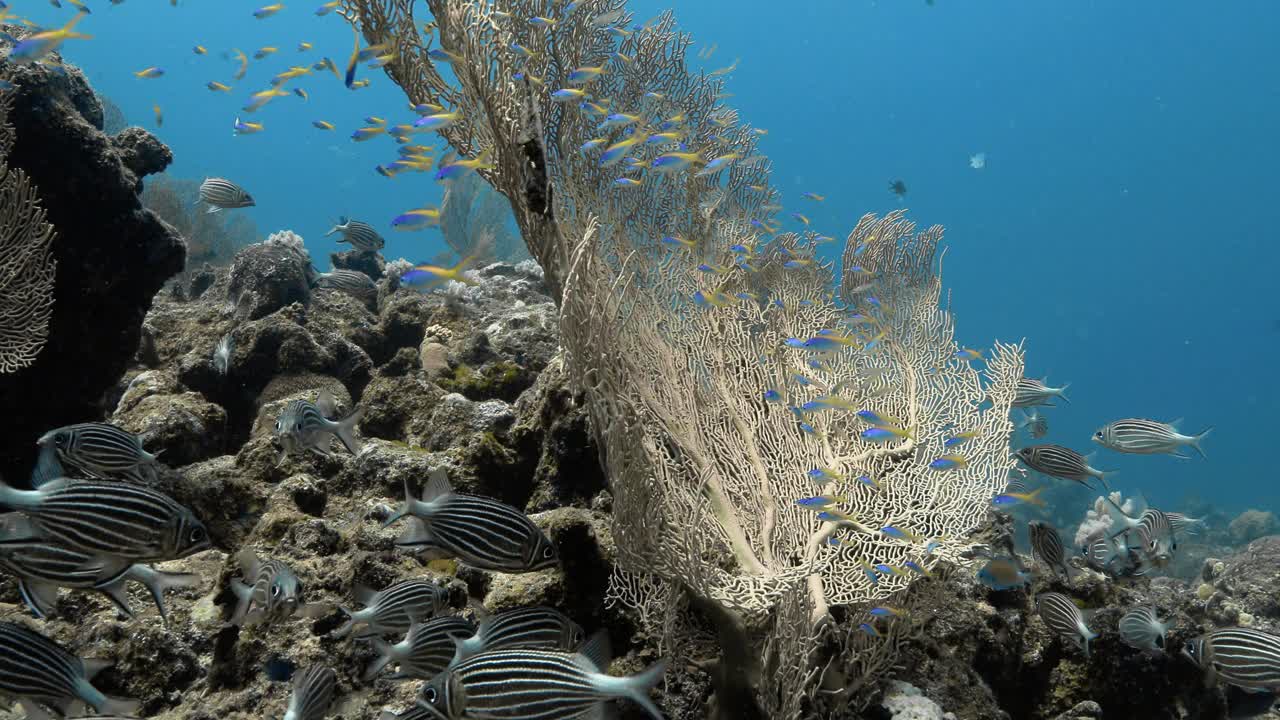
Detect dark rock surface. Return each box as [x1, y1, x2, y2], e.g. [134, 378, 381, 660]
[0, 51, 185, 480]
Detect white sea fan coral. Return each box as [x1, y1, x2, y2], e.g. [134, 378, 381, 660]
[384, 257, 414, 281]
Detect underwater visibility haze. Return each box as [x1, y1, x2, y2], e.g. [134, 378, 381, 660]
[0, 0, 1277, 719]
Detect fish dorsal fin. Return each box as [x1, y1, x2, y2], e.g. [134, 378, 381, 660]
[352, 583, 377, 606]
[81, 657, 113, 680]
[422, 468, 453, 502]
[574, 630, 613, 673]
[235, 548, 261, 578]
[316, 390, 337, 417]
[1169, 417, 1184, 430]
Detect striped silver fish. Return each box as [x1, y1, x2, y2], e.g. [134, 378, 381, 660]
[230, 549, 306, 627]
[1028, 521, 1071, 578]
[1015, 445, 1112, 490]
[387, 469, 559, 573]
[314, 269, 377, 301]
[364, 615, 475, 681]
[1092, 418, 1211, 459]
[213, 333, 235, 376]
[1183, 628, 1280, 691]
[1017, 408, 1049, 439]
[325, 216, 384, 252]
[451, 606, 584, 668]
[0, 522, 199, 622]
[1035, 592, 1097, 657]
[37, 422, 161, 483]
[1166, 511, 1206, 536]
[283, 665, 335, 720]
[0, 478, 210, 574]
[199, 177, 255, 212]
[1012, 378, 1070, 408]
[336, 577, 447, 639]
[417, 631, 667, 720]
[275, 390, 364, 462]
[1118, 606, 1169, 652]
[0, 621, 141, 718]
[1102, 497, 1176, 563]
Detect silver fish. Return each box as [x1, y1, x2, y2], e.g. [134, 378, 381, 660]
[364, 615, 475, 681]
[417, 632, 667, 720]
[451, 606, 584, 668]
[1092, 418, 1211, 459]
[1035, 592, 1097, 657]
[275, 390, 363, 462]
[1166, 511, 1206, 536]
[284, 665, 335, 720]
[1183, 628, 1280, 691]
[325, 216, 384, 252]
[213, 333, 235, 376]
[0, 621, 141, 718]
[229, 549, 309, 626]
[1119, 606, 1170, 652]
[1028, 520, 1071, 578]
[0, 518, 199, 622]
[1102, 497, 1176, 564]
[199, 177, 255, 212]
[1017, 408, 1049, 439]
[37, 422, 161, 483]
[1016, 445, 1112, 490]
[336, 577, 447, 639]
[1012, 378, 1070, 408]
[386, 468, 559, 573]
[313, 269, 377, 301]
[0, 478, 209, 576]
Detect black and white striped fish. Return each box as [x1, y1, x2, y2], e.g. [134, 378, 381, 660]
[199, 177, 255, 212]
[336, 577, 447, 639]
[1016, 445, 1112, 490]
[213, 333, 235, 376]
[1035, 592, 1097, 657]
[1092, 418, 1211, 459]
[1102, 497, 1177, 562]
[1028, 521, 1071, 578]
[1183, 628, 1280, 691]
[313, 269, 377, 300]
[275, 390, 364, 462]
[0, 478, 210, 574]
[0, 520, 199, 622]
[387, 468, 559, 573]
[283, 664, 335, 720]
[451, 606, 584, 668]
[1118, 606, 1169, 652]
[0, 621, 141, 718]
[363, 615, 475, 681]
[229, 549, 313, 627]
[1012, 378, 1070, 408]
[1166, 511, 1206, 536]
[417, 632, 667, 720]
[37, 422, 161, 483]
[325, 216, 384, 252]
[29, 443, 64, 489]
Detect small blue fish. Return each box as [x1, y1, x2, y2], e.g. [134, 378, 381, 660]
[929, 454, 968, 471]
[977, 557, 1031, 591]
[944, 431, 978, 448]
[795, 495, 847, 509]
[869, 607, 903, 617]
[808, 468, 843, 485]
[861, 427, 910, 443]
[902, 561, 932, 577]
[859, 561, 879, 584]
[874, 564, 902, 577]
[762, 389, 782, 403]
[858, 623, 881, 637]
[799, 422, 818, 436]
[856, 475, 881, 490]
[881, 526, 922, 543]
[856, 409, 900, 427]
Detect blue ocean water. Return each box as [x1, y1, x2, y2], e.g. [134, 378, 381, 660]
[38, 0, 1280, 513]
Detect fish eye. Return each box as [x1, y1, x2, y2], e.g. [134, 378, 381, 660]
[274, 421, 282, 431]
[190, 527, 205, 543]
[542, 546, 555, 559]
[1093, 431, 1103, 438]
[423, 687, 437, 704]
[54, 433, 67, 448]
[271, 584, 281, 598]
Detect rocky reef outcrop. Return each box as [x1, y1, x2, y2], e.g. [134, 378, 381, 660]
[0, 52, 185, 479]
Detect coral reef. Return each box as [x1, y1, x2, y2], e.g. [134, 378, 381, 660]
[1228, 509, 1277, 544]
[142, 173, 259, 272]
[0, 49, 185, 479]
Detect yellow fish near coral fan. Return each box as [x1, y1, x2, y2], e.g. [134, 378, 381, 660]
[8, 11, 91, 64]
[403, 256, 479, 287]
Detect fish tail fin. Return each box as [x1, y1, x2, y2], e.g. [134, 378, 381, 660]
[1190, 427, 1212, 459]
[228, 579, 254, 626]
[334, 406, 364, 455]
[624, 659, 669, 720]
[334, 607, 354, 638]
[382, 477, 416, 528]
[1056, 382, 1071, 403]
[1027, 487, 1047, 506]
[362, 637, 395, 681]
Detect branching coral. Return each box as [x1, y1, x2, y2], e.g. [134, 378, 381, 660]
[344, 0, 1023, 715]
[0, 94, 56, 374]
